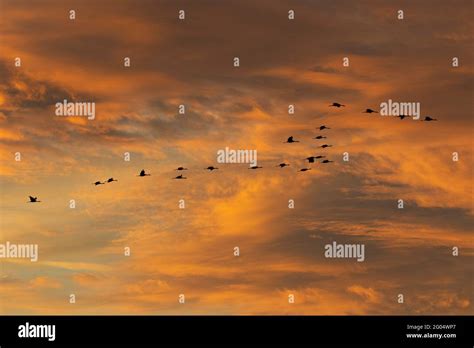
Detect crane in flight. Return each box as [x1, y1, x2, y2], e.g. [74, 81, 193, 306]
[363, 108, 378, 114]
[138, 169, 151, 177]
[284, 136, 299, 143]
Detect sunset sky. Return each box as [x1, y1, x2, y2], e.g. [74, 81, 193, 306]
[0, 0, 472, 315]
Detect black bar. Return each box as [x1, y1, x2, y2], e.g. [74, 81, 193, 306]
[0, 315, 472, 346]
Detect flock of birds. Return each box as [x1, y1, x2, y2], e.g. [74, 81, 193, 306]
[331, 102, 438, 121]
[26, 102, 438, 202]
[281, 123, 334, 172]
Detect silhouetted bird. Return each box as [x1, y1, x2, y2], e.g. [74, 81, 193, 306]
[28, 196, 41, 203]
[106, 178, 117, 183]
[93, 181, 105, 186]
[397, 115, 408, 120]
[320, 144, 333, 148]
[424, 116, 437, 121]
[276, 163, 290, 168]
[364, 108, 378, 113]
[321, 159, 334, 163]
[206, 166, 219, 171]
[315, 155, 326, 159]
[318, 125, 331, 130]
[175, 167, 188, 171]
[329, 102, 345, 107]
[313, 135, 327, 139]
[248, 166, 263, 170]
[299, 168, 311, 172]
[138, 169, 151, 177]
[285, 136, 299, 143]
[306, 156, 317, 163]
[174, 174, 187, 179]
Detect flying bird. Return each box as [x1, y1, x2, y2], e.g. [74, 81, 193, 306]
[329, 102, 345, 107]
[313, 135, 327, 139]
[318, 125, 331, 131]
[397, 115, 408, 120]
[306, 156, 317, 163]
[284, 136, 299, 143]
[276, 163, 290, 168]
[248, 165, 263, 169]
[175, 167, 188, 171]
[321, 159, 334, 163]
[206, 166, 219, 171]
[93, 181, 105, 186]
[423, 116, 438, 121]
[299, 168, 311, 172]
[138, 169, 151, 177]
[314, 155, 326, 159]
[363, 108, 378, 113]
[106, 178, 117, 183]
[174, 174, 187, 179]
[28, 196, 41, 203]
[320, 144, 333, 148]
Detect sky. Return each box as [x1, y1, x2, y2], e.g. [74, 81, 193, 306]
[0, 0, 472, 315]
